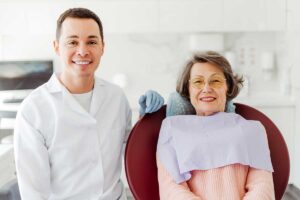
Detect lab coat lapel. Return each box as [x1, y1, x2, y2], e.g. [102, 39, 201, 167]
[62, 87, 90, 117]
[90, 78, 106, 117]
[48, 74, 92, 117]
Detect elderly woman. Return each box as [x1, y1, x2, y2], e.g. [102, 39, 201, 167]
[156, 51, 275, 200]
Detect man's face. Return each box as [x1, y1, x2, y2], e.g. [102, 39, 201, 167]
[54, 17, 104, 79]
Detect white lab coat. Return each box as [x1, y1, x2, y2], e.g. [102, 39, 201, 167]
[14, 74, 132, 200]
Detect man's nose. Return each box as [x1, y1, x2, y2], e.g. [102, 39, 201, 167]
[76, 45, 89, 56]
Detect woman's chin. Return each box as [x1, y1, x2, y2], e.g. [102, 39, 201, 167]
[196, 109, 219, 116]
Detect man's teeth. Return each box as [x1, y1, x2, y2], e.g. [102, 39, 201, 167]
[75, 61, 90, 65]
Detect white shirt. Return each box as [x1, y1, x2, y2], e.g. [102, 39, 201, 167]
[72, 90, 93, 112]
[14, 74, 132, 200]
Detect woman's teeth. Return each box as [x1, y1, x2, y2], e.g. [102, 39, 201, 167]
[200, 97, 215, 102]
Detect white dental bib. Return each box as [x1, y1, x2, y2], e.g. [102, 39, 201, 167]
[157, 112, 273, 183]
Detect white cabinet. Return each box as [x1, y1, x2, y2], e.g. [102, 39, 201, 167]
[159, 0, 223, 32]
[76, 1, 160, 33]
[158, 0, 285, 32]
[265, 0, 286, 31]
[223, 0, 286, 31]
[0, 0, 287, 34]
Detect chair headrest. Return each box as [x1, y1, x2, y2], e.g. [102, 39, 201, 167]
[166, 92, 236, 117]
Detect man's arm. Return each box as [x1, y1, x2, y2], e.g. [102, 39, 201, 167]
[138, 90, 164, 117]
[14, 111, 51, 199]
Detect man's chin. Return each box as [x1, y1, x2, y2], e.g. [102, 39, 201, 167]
[74, 71, 93, 78]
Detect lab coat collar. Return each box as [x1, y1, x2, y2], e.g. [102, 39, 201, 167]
[46, 73, 107, 117]
[46, 73, 64, 93]
[46, 73, 107, 93]
[90, 78, 106, 116]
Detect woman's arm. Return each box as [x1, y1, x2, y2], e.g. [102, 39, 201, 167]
[243, 167, 275, 200]
[157, 158, 202, 200]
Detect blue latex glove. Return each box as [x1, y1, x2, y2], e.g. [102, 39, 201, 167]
[138, 90, 164, 116]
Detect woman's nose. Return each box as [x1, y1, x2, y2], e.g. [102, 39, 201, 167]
[202, 82, 213, 92]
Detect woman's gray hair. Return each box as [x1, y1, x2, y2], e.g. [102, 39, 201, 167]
[176, 51, 244, 101]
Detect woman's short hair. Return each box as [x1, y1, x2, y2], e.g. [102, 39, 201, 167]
[176, 51, 244, 101]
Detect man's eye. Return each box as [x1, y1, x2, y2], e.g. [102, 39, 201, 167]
[88, 41, 98, 45]
[67, 41, 77, 46]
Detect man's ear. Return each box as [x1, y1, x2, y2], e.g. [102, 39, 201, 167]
[101, 41, 105, 56]
[53, 40, 60, 56]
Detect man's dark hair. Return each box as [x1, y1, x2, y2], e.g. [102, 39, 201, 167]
[56, 8, 104, 42]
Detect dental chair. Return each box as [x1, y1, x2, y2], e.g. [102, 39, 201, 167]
[125, 103, 290, 200]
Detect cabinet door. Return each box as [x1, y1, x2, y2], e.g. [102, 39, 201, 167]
[223, 0, 286, 31]
[224, 0, 267, 31]
[265, 0, 286, 31]
[75, 1, 159, 33]
[159, 0, 223, 32]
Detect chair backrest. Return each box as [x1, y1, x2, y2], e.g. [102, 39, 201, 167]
[125, 103, 290, 200]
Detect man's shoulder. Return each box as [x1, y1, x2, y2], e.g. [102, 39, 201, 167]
[94, 77, 124, 95]
[19, 84, 50, 110]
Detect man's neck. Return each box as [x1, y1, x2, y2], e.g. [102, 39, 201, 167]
[59, 73, 94, 94]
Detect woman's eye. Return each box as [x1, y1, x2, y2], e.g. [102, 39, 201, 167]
[194, 80, 203, 84]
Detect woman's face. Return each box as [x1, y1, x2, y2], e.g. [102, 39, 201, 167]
[188, 62, 228, 116]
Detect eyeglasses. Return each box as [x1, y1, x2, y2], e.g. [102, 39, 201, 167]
[189, 75, 226, 90]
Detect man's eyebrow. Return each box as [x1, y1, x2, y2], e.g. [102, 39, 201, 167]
[88, 35, 99, 39]
[65, 35, 99, 39]
[66, 35, 78, 39]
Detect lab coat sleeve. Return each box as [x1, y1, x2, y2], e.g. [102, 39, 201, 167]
[122, 95, 132, 154]
[124, 106, 132, 144]
[14, 111, 51, 199]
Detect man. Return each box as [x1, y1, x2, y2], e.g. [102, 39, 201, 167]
[14, 8, 163, 200]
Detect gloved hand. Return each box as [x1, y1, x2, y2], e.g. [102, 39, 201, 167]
[138, 90, 164, 116]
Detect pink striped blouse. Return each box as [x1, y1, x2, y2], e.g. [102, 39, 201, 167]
[157, 159, 275, 200]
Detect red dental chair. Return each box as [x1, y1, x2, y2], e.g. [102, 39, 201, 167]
[125, 103, 290, 200]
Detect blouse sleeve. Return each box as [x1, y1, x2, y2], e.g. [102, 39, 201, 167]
[243, 167, 275, 200]
[157, 158, 202, 200]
